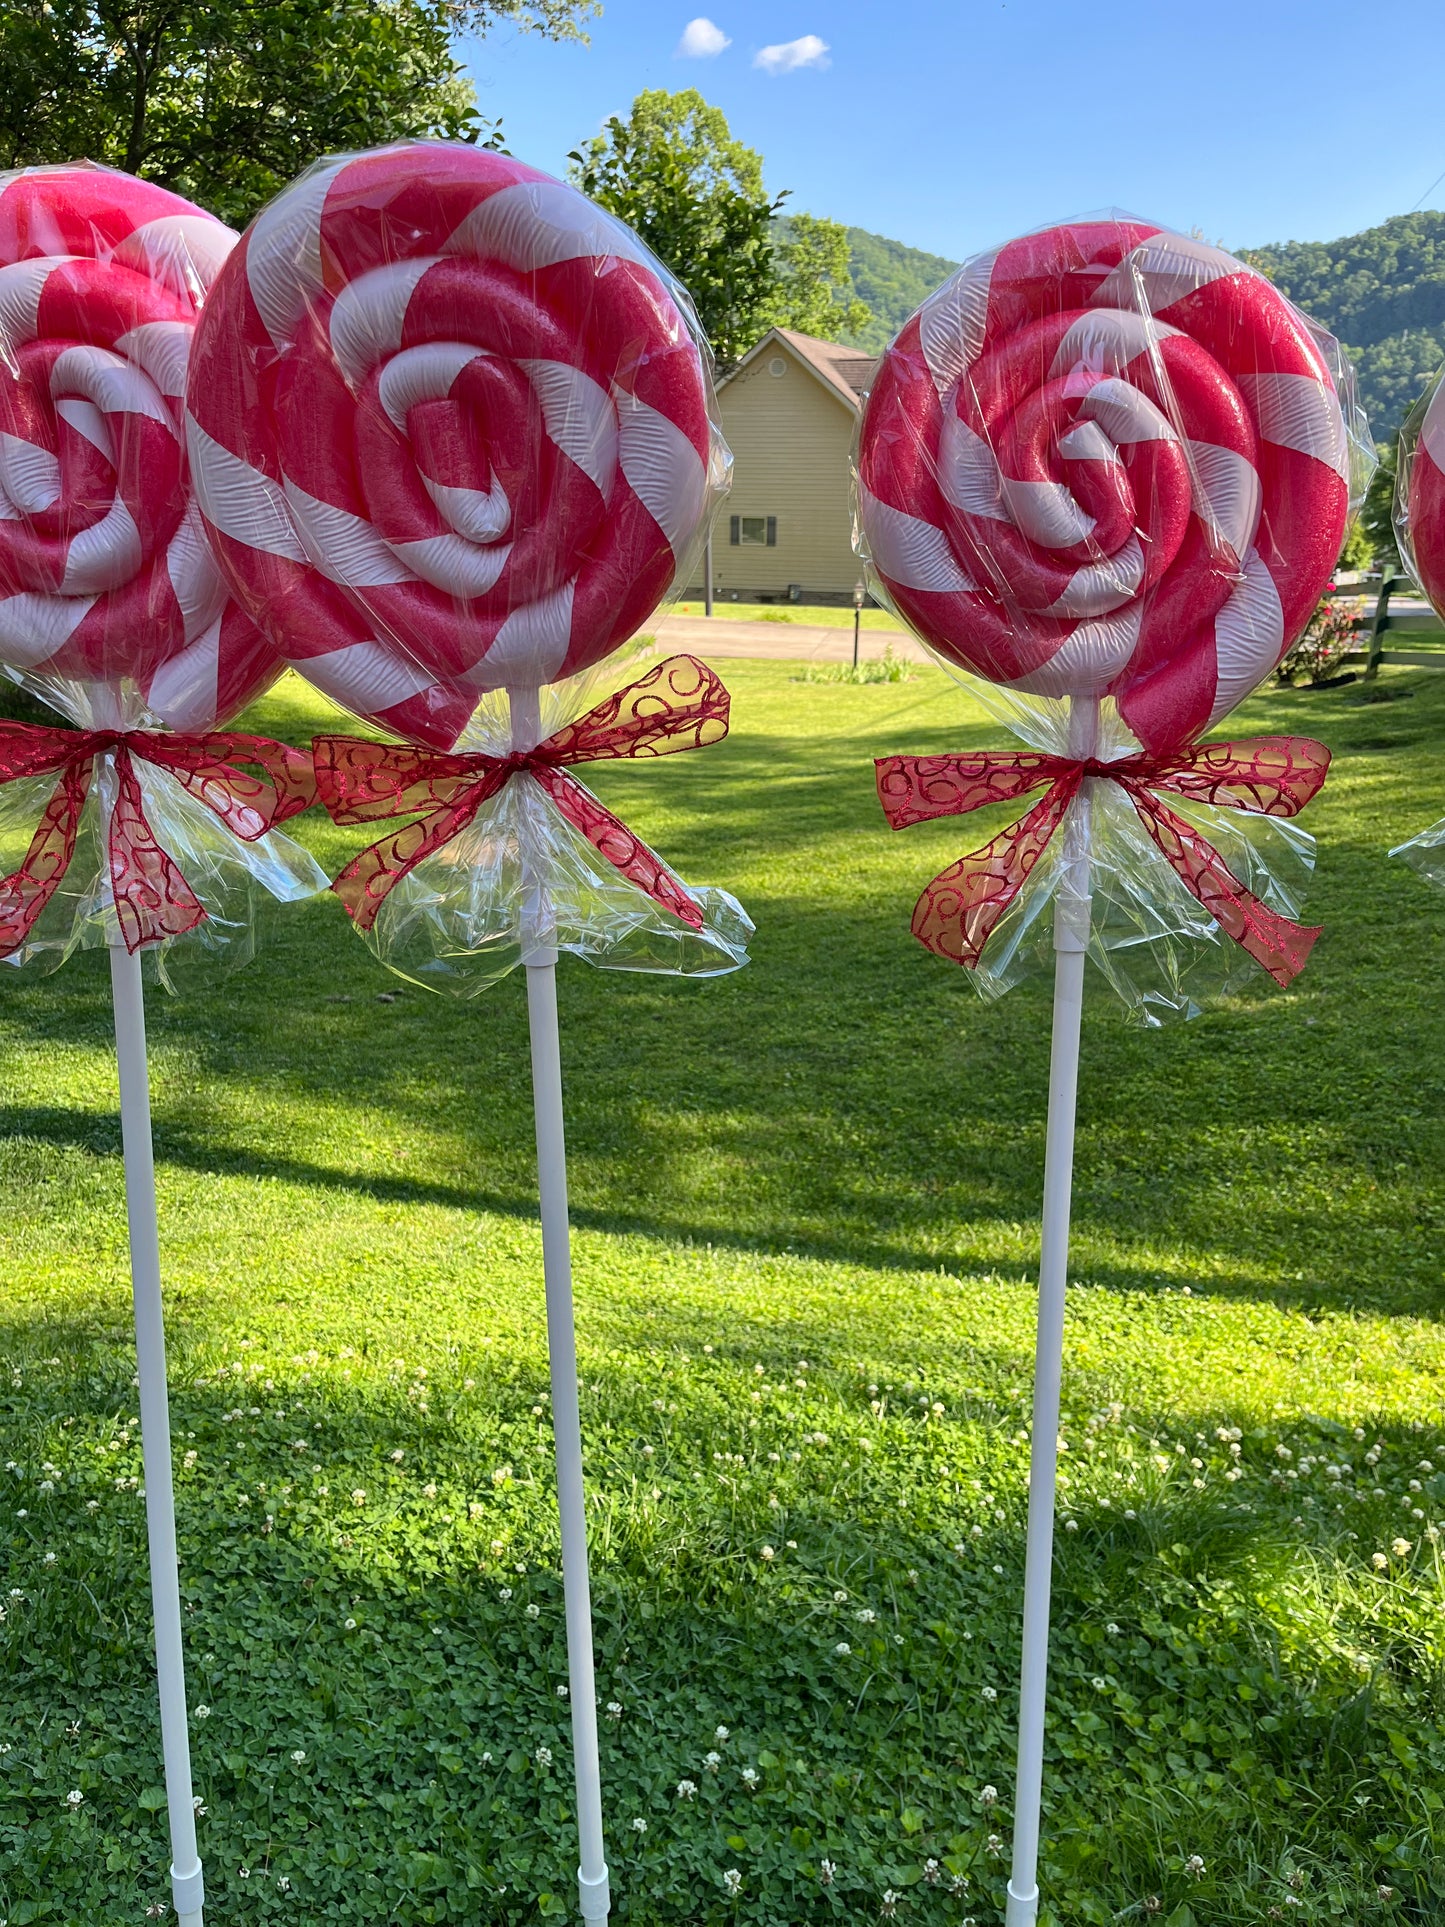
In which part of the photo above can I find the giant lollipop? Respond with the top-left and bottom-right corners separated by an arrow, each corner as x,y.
856,217 -> 1365,1927
0,162 -> 325,1927
1389,371 -> 1445,880
186,141 -> 745,1923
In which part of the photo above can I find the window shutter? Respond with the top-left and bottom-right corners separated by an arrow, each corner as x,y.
766,516 -> 777,547
729,515 -> 740,546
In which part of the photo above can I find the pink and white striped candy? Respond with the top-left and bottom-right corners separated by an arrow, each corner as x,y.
1402,377 -> 1445,617
0,163 -> 282,729
185,143 -> 719,749
856,221 -> 1354,756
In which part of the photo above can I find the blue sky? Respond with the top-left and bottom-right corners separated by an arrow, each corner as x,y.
460,0 -> 1445,261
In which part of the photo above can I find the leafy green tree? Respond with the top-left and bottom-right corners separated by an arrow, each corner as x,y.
571,89 -> 872,369
0,0 -> 594,229
1361,438 -> 1400,568
765,213 -> 870,343
570,89 -> 783,369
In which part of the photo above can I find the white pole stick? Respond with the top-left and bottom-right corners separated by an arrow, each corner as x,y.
1005,697 -> 1096,1927
109,942 -> 205,1927
510,686 -> 610,1925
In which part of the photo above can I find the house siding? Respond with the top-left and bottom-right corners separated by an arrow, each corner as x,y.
701,347 -> 863,600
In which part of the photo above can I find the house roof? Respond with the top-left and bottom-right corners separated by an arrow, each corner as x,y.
720,327 -> 877,411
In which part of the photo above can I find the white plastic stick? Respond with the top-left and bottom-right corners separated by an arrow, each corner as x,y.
1005,698 -> 1096,1927
109,942 -> 205,1927
511,686 -> 610,1925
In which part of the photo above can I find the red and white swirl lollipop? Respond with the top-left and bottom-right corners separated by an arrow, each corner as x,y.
1400,375 -> 1445,614
186,142 -> 719,748
857,220 -> 1354,754
0,163 -> 280,729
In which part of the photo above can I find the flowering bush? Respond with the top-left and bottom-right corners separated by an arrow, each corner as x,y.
1276,585 -> 1365,684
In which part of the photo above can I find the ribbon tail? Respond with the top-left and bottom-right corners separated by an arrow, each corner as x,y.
0,760 -> 92,959
1133,792 -> 1321,988
332,792 -> 493,931
108,748 -> 207,953
537,768 -> 705,930
911,784 -> 1074,967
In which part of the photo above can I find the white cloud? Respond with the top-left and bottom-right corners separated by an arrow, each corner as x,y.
753,33 -> 830,74
676,17 -> 731,57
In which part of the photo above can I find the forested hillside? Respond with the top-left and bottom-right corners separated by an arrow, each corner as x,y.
1243,212 -> 1445,443
839,227 -> 959,352
831,212 -> 1445,442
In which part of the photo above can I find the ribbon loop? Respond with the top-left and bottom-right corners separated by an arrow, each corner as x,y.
319,655 -> 730,935
876,735 -> 1330,988
0,721 -> 316,957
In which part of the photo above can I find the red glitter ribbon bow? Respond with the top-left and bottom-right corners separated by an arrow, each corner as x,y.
314,655 -> 731,933
0,723 -> 317,956
874,735 -> 1332,987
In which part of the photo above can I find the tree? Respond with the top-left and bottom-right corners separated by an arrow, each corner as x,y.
571,89 -> 871,369
1361,438 -> 1400,569
0,0 -> 595,229
766,214 -> 870,344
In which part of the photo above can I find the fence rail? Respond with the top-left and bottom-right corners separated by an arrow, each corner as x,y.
1336,571 -> 1445,674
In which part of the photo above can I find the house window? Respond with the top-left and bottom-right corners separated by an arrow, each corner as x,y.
768,356 -> 787,377
730,515 -> 777,546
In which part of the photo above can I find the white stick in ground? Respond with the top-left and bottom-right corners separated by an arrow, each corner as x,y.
1005,695 -> 1097,1927
510,685 -> 611,1925
109,941 -> 205,1927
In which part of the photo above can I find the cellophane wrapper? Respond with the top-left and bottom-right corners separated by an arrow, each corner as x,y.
0,162 -> 326,983
852,210 -> 1373,1021
357,645 -> 752,998
0,674 -> 326,989
1390,365 -> 1445,877
184,139 -> 743,985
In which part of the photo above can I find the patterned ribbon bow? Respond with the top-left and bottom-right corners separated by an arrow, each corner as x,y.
874,735 -> 1332,987
0,723 -> 317,957
314,655 -> 731,933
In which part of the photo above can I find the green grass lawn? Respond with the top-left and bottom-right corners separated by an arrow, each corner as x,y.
5,660 -> 1445,1926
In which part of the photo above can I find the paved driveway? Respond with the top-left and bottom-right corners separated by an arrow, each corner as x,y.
651,613 -> 931,664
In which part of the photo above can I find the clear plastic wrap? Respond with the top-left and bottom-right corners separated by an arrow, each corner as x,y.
1389,365 -> 1445,878
0,163 -> 326,979
184,140 -> 745,992
854,213 -> 1371,1020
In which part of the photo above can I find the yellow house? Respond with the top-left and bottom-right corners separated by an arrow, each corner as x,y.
702,327 -> 876,604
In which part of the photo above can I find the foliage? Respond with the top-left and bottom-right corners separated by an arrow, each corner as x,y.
1275,589 -> 1365,684
571,90 -> 785,371
6,661 -> 1445,1922
1338,515 -> 1374,572
1242,212 -> 1445,440
840,227 -> 960,354
0,0 -> 593,229
766,214 -> 871,346
573,93 -> 872,368
796,643 -> 914,684
1362,439 -> 1401,569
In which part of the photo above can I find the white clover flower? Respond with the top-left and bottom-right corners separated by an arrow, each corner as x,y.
985,1833 -> 1003,1857
760,1545 -> 774,1561
1105,1623 -> 1120,1636
192,1796 -> 207,1813
344,1616 -> 357,1630
526,1603 -> 540,1620
290,1750 -> 306,1765
980,1685 -> 998,1702
855,1608 -> 877,1624
1373,1551 -> 1389,1569
631,1817 -> 647,1834
881,1893 -> 899,1919
715,1724 -> 729,1741
923,1858 -> 941,1885
423,1482 -> 438,1499
66,1789 -> 83,1807
703,1751 -> 721,1771
1393,1537 -> 1412,1556
277,1875 -> 291,1892
535,1746 -> 552,1768
350,1489 -> 366,1505
833,1589 -> 848,1603
605,1702 -> 623,1720
194,1706 -> 210,1721
1185,1854 -> 1205,1878
676,1779 -> 697,1799
722,1869 -> 742,1896
980,1784 -> 998,1806
741,1766 -> 759,1788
